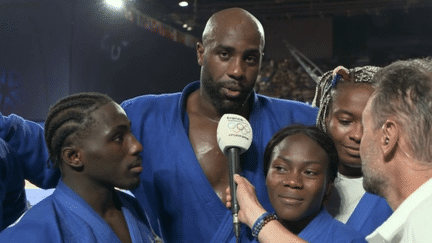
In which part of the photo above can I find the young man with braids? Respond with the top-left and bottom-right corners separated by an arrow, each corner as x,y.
0,93 -> 162,243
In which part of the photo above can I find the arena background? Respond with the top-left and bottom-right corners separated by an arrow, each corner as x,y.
1,0 -> 431,203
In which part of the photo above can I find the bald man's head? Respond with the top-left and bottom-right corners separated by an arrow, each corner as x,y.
202,8 -> 265,51
195,7 -> 264,114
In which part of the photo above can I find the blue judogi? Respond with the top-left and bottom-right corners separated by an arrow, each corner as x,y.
347,192 -> 393,237
121,81 -> 318,243
0,138 -> 27,230
0,113 -> 60,230
232,208 -> 366,243
0,113 -> 60,188
299,208 -> 366,243
0,180 -> 160,243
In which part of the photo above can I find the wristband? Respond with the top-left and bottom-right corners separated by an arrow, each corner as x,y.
251,212 -> 278,239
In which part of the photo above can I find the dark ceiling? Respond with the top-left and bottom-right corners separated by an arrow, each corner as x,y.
134,0 -> 432,37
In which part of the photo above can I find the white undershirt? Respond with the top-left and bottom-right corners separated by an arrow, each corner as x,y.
325,172 -> 366,223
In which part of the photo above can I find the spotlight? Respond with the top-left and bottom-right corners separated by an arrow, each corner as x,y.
104,0 -> 125,11
178,1 -> 189,7
183,23 -> 188,28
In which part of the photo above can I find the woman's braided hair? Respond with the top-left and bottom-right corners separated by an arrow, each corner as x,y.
44,92 -> 114,168
312,65 -> 380,133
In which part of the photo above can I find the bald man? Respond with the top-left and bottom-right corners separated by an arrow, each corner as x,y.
121,7 -> 317,242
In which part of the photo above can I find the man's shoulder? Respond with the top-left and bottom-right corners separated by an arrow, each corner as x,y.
0,196 -> 59,242
256,94 -> 317,111
406,193 -> 432,223
121,81 -> 199,110
403,180 -> 432,226
255,94 -> 318,123
15,195 -> 57,220
121,92 -> 182,109
396,196 -> 432,242
368,190 -> 432,242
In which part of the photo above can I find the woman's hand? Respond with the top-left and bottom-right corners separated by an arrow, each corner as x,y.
226,175 -> 308,243
225,174 -> 267,229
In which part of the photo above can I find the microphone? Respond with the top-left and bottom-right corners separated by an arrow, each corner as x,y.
217,114 -> 253,242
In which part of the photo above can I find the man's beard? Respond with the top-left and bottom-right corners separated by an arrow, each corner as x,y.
201,77 -> 253,114
362,159 -> 387,197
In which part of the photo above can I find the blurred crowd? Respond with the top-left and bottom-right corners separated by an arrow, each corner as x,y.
254,49 -> 427,103
255,58 -> 317,103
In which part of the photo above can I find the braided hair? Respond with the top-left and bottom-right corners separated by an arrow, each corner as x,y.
44,92 -> 114,168
312,65 -> 380,133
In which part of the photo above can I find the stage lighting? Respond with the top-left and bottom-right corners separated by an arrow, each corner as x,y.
104,0 -> 125,11
178,1 -> 188,7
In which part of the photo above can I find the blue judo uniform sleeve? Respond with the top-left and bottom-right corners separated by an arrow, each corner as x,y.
0,113 -> 60,189
0,138 -> 27,231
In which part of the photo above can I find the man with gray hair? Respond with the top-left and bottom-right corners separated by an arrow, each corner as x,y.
360,58 -> 432,242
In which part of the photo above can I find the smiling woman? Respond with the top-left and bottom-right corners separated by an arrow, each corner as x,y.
265,131 -> 333,234
227,125 -> 366,243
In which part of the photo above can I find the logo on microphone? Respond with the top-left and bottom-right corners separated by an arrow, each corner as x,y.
227,121 -> 251,135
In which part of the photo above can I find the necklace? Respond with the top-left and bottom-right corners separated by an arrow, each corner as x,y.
201,113 -> 220,123
196,110 -> 220,123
